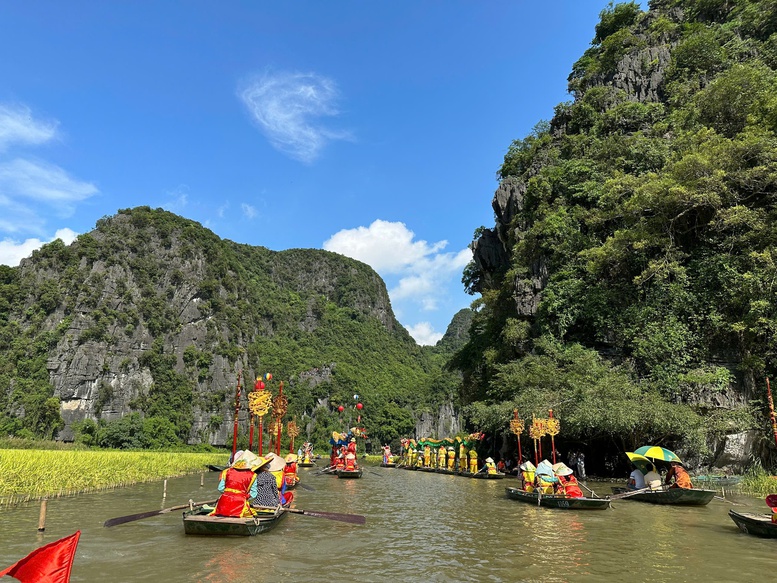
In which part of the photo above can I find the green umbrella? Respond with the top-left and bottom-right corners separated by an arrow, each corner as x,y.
634,445 -> 682,464
626,452 -> 656,475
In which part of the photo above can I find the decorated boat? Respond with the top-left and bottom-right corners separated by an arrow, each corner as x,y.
610,486 -> 715,505
505,487 -> 610,509
337,468 -> 363,479
728,510 -> 777,537
183,504 -> 288,536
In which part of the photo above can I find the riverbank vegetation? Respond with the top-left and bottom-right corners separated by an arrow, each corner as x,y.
0,449 -> 225,506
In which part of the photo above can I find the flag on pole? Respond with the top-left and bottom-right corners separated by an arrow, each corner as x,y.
0,530 -> 81,583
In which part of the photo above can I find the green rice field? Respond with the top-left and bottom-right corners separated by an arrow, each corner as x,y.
0,449 -> 226,506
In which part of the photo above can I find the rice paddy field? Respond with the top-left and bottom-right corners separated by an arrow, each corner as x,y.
0,449 -> 226,506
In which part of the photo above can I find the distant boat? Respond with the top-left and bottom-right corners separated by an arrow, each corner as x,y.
472,471 -> 505,480
610,486 -> 715,505
337,468 -> 363,479
206,464 -> 228,472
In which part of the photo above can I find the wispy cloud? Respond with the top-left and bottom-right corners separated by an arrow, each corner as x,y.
0,158 -> 97,213
323,220 -> 471,344
238,70 -> 352,163
241,203 -> 257,219
0,228 -> 78,267
0,104 -> 58,152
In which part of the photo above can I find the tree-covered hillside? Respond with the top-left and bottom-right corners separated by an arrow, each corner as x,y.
0,207 -> 453,450
460,0 -> 777,467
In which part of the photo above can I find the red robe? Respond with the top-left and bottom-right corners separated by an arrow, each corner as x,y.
557,475 -> 584,498
213,468 -> 257,517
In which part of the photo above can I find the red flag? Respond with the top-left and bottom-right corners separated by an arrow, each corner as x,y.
0,530 -> 80,583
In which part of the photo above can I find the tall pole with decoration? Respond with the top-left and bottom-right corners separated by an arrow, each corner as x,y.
287,419 -> 300,453
248,374 -> 272,455
231,371 -> 242,462
272,381 -> 288,455
509,409 -> 525,465
546,409 -> 560,465
529,416 -> 542,466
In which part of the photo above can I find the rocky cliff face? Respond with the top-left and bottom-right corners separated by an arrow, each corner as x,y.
6,207 -> 410,444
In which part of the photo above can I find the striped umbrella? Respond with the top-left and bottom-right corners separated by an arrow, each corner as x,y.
634,445 -> 682,464
626,452 -> 656,475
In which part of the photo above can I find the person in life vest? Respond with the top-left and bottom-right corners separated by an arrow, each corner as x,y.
213,450 -> 270,517
519,461 -> 536,492
534,459 -> 558,494
553,462 -> 584,497
283,453 -> 299,488
484,457 -> 497,475
423,445 -> 432,468
345,452 -> 358,471
459,444 -> 468,473
447,447 -> 456,471
468,449 -> 479,474
437,446 -> 446,469
665,461 -> 693,489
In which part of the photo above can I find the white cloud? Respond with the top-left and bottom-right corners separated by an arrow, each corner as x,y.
324,220 -> 472,345
239,70 -> 352,163
241,203 -> 257,219
0,227 -> 79,267
406,322 -> 444,346
0,104 -> 58,152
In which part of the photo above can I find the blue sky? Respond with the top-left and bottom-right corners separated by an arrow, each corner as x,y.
0,1 -> 639,345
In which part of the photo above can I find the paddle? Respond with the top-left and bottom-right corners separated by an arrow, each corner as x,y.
298,482 -> 316,492
314,464 -> 336,475
608,487 -> 652,501
578,481 -> 599,498
253,505 -> 365,525
104,498 -> 218,527
713,495 -> 743,506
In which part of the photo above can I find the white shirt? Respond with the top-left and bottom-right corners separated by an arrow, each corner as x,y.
630,469 -> 646,489
644,470 -> 662,489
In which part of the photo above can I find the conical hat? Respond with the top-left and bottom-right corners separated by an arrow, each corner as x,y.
552,462 -> 574,476
232,450 -> 267,471
263,452 -> 287,472
519,461 -> 536,471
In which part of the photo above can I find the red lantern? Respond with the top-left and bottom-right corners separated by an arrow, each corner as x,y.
338,405 -> 344,413
356,402 -> 363,410
255,380 -> 265,390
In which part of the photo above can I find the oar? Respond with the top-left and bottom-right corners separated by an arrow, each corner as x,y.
608,487 -> 652,501
579,481 -> 599,498
713,495 -> 744,506
104,499 -> 217,527
314,464 -> 336,475
298,482 -> 316,491
253,505 -> 365,525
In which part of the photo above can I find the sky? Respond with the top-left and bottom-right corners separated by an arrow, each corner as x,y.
0,1 -> 640,345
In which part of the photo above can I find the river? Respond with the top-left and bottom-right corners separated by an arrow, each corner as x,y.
0,465 -> 773,582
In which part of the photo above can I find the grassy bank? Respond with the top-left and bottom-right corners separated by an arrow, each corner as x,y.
0,449 -> 227,506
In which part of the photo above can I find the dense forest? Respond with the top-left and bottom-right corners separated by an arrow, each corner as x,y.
458,0 -> 777,469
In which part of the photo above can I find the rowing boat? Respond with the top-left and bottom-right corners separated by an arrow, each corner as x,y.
472,472 -> 505,480
610,486 -> 715,505
728,510 -> 777,537
337,468 -> 363,479
505,487 -> 610,509
298,461 -> 315,467
380,462 -> 396,468
182,504 -> 288,536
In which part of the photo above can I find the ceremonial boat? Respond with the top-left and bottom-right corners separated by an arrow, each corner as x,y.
728,510 -> 777,537
337,468 -> 363,478
610,486 -> 715,505
505,487 -> 610,509
182,504 -> 288,536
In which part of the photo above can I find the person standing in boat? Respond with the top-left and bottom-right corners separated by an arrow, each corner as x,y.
665,461 -> 693,489
213,450 -> 269,517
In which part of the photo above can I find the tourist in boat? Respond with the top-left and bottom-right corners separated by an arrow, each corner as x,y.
665,461 -> 693,489
484,457 -> 498,475
628,467 -> 646,490
262,452 -> 294,505
283,453 -> 299,489
534,459 -> 559,493
553,463 -> 584,498
519,461 -> 536,492
213,450 -> 270,517
252,454 -> 285,508
644,466 -> 662,489
344,452 -> 359,471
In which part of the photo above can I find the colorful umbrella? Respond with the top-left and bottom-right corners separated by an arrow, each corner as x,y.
634,445 -> 682,464
626,452 -> 656,475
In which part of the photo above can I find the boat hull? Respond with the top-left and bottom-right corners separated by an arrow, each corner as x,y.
380,462 -> 396,468
505,487 -> 610,509
610,486 -> 715,505
183,505 -> 287,536
337,469 -> 363,479
729,510 -> 777,537
298,462 -> 315,467
472,472 -> 505,479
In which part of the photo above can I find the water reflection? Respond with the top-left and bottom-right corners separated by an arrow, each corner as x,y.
0,468 -> 775,582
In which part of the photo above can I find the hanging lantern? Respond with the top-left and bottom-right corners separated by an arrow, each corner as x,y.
265,373 -> 272,381
356,402 -> 363,410
338,405 -> 345,413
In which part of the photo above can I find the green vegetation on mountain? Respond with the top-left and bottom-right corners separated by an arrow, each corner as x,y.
459,0 -> 777,464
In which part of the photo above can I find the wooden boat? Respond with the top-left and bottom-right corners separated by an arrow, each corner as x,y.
728,510 -> 777,537
182,504 -> 288,536
458,471 -> 474,478
206,464 -> 227,472
336,468 -> 363,479
472,471 -> 505,480
505,487 -> 610,510
380,461 -> 396,468
417,466 -> 437,472
435,468 -> 457,475
298,461 -> 315,467
610,486 -> 715,505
